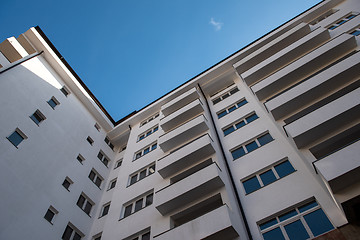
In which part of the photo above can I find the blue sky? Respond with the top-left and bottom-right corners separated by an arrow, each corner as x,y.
1,0 -> 320,121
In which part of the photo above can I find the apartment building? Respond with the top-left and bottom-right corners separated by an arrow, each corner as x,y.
0,0 -> 359,239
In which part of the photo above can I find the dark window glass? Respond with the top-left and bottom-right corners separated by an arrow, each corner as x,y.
228,105 -> 237,113
260,170 -> 277,186
230,88 -> 239,95
104,137 -> 109,144
246,113 -> 258,123
232,147 -> 246,160
84,201 -> 92,215
87,137 -> 93,145
48,99 -> 57,108
223,126 -> 235,136
94,236 -> 101,240
235,120 -> 246,129
132,237 -> 139,240
351,30 -> 360,36
151,144 -> 157,151
237,99 -> 247,108
304,209 -> 334,236
77,155 -> 83,163
95,177 -> 102,188
274,161 -> 295,178
346,14 -> 356,20
217,110 -> 227,118
146,131 -> 151,136
110,180 -> 116,189
102,158 -> 109,166
149,165 -> 155,174
144,148 -> 150,155
139,135 -> 145,141
102,204 -> 110,216
243,176 -> 261,194
135,152 -> 142,159
278,209 -> 297,222
336,20 -> 347,25
262,227 -> 285,240
44,209 -> 55,223
258,133 -> 273,146
329,25 -> 337,30
146,193 -> 153,206
30,111 -> 44,125
245,141 -> 258,153
298,201 -> 318,213
139,170 -> 147,180
88,171 -> 95,181
60,87 -> 69,96
142,232 -> 150,240
77,195 -> 85,208
97,152 -> 103,160
212,97 -> 221,105
259,218 -> 278,230
62,225 -> 73,240
135,199 -> 143,212
284,219 -> 309,240
222,93 -> 230,99
62,179 -> 71,190
73,233 -> 81,240
115,161 -> 122,168
154,126 -> 158,132
124,205 -> 132,217
130,175 -> 138,185
8,130 -> 24,147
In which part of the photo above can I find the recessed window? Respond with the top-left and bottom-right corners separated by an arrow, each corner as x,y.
126,230 -> 151,240
60,86 -> 70,96
122,191 -> 154,219
211,86 -> 239,105
87,136 -> 94,145
7,128 -> 27,148
242,159 -> 295,194
47,96 -> 59,109
44,206 -> 58,224
93,233 -> 102,240
328,13 -> 358,30
94,123 -> 101,131
217,98 -> 248,119
104,137 -> 114,150
140,113 -> 159,127
100,203 -> 110,217
138,125 -> 159,142
350,27 -> 360,36
259,199 -> 334,239
62,177 -> 73,191
128,163 -> 155,186
231,132 -> 273,160
114,159 -> 122,169
97,151 -> 110,167
108,178 -> 117,190
134,142 -> 157,160
76,193 -> 94,216
30,110 -> 46,125
88,169 -> 103,188
309,9 -> 337,25
62,223 -> 84,240
77,154 -> 85,164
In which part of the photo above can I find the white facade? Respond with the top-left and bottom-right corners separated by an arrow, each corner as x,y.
0,0 -> 359,239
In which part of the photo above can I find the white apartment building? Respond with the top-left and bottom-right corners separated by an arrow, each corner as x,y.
0,0 -> 359,239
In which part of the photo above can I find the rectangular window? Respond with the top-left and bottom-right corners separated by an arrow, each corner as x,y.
140,113 -> 159,127
328,13 -> 358,30
7,128 -> 27,148
100,203 -> 110,217
44,206 -> 58,224
138,125 -> 159,142
211,87 -> 239,105
128,163 -> 156,186
47,96 -> 59,109
242,159 -> 295,194
114,159 -> 122,169
125,229 -> 151,240
94,123 -> 101,131
231,132 -> 273,160
62,223 -> 83,240
121,191 -> 154,219
77,154 -> 85,164
87,136 -> 94,145
97,151 -> 110,167
108,178 -> 117,190
93,233 -> 102,240
30,110 -> 46,125
60,86 -> 70,96
104,137 -> 114,150
88,169 -> 103,188
350,27 -> 360,36
217,98 -> 248,119
259,199 -> 334,239
76,193 -> 94,216
62,177 -> 73,191
134,142 -> 157,160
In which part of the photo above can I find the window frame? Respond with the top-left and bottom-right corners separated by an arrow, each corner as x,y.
114,159 -> 122,169
121,191 -> 154,219
60,86 -> 70,96
47,96 -> 60,109
62,177 -> 73,191
133,142 -> 157,161
87,136 -> 94,145
62,223 -> 84,240
216,98 -> 248,119
7,128 -> 27,148
76,193 -> 94,216
76,154 -> 85,164
222,112 -> 259,136
211,86 -> 239,105
44,206 -> 58,224
327,12 -> 359,30
137,125 -> 159,142
140,113 -> 159,127
108,178 -> 117,190
29,109 -> 46,126
100,202 -> 111,218
97,150 -> 110,167
88,169 -> 103,189
104,137 -> 114,151
128,163 -> 156,186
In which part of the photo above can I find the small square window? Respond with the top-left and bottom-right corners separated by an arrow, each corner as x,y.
60,86 -> 70,96
258,133 -> 273,146
109,179 -> 117,190
245,141 -> 258,153
44,206 -> 58,223
94,123 -> 101,131
151,143 -> 157,151
223,126 -> 235,136
135,199 -> 143,212
237,99 -> 247,108
144,147 -> 150,155
139,170 -> 147,180
7,128 -> 27,148
30,110 -> 46,125
114,160 -> 122,169
260,170 -> 277,186
130,175 -> 138,185
274,160 -> 295,178
87,136 -> 94,145
77,154 -> 85,164
243,176 -> 261,194
232,146 -> 246,160
101,204 -> 110,217
62,177 -> 73,191
47,97 -> 59,109
124,205 -> 132,218
145,193 -> 153,206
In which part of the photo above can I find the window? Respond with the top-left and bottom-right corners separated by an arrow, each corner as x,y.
88,169 -> 103,188
94,123 -> 101,131
76,193 -> 94,216
97,151 -> 110,167
259,199 -> 334,240
138,125 -> 159,142
231,132 -> 273,160
62,223 -> 83,240
223,112 -> 258,136
7,128 -> 27,147
30,109 -> 46,125
125,230 -> 151,240
60,86 -> 70,96
350,27 -> 360,36
119,146 -> 127,152
87,136 -> 94,145
328,13 -> 358,30
100,203 -> 110,217
217,98 -> 248,119
128,164 -> 155,186
122,192 -> 154,218
114,159 -> 122,169
108,178 -> 117,190
77,154 -> 85,164
309,9 -> 337,25
44,206 -> 58,224
47,96 -> 59,109
212,87 -> 239,105
140,113 -> 159,127
134,142 -> 157,160
104,137 -> 114,150
93,233 -> 102,240
242,159 -> 295,194
62,177 -> 73,191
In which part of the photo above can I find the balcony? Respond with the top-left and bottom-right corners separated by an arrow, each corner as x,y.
240,27 -> 330,86
160,99 -> 204,132
161,87 -> 200,117
155,163 -> 224,215
153,205 -> 239,240
265,51 -> 360,120
284,87 -> 360,148
252,34 -> 357,101
159,114 -> 209,152
157,134 -> 215,178
314,140 -> 360,193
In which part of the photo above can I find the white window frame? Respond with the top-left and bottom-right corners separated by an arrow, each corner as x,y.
29,109 -> 46,126
327,12 -> 359,30
128,163 -> 156,186
121,191 -> 154,219
97,150 -> 110,167
140,113 -> 159,127
216,98 -> 248,119
137,125 -> 159,142
211,86 -> 239,105
76,192 -> 94,216
133,142 -> 157,160
108,178 -> 117,190
222,112 -> 258,136
88,169 -> 103,189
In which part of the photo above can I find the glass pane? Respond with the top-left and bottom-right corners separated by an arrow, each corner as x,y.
88,171 -> 95,181
237,99 -> 247,108
351,30 -> 360,36
30,113 -> 42,124
245,141 -> 258,153
130,175 -> 138,185
84,202 -> 92,214
230,88 -> 239,95
62,180 -> 70,189
135,199 -> 143,212
235,120 -> 246,129
44,209 -> 55,222
73,233 -> 81,240
259,218 -> 278,230
146,131 -> 151,136
151,144 -> 157,150
336,20 -> 347,25
139,135 -> 145,141
103,158 -> 109,166
139,170 -> 147,180
124,205 -> 132,217
97,152 -> 103,160
102,204 -> 110,216
228,105 -> 237,113
212,97 -> 221,105
144,148 -> 150,154
149,165 -> 155,174
222,93 -> 230,99
77,195 -> 85,208
298,201 -> 318,213
153,126 -> 158,132
258,133 -> 273,146
62,226 -> 73,240
284,220 -> 309,240
346,14 -> 356,20
274,161 -> 295,178
217,110 -> 227,118
223,126 -> 235,136
278,209 -> 297,222
329,25 -> 337,30
142,232 -> 150,240
95,177 -> 102,187
232,146 -> 246,160
260,170 -> 277,186
262,227 -> 285,240
48,99 -> 57,108
136,152 -> 142,159
243,176 -> 261,194
8,131 -> 24,147
246,113 -> 258,123
304,209 -> 334,237
110,180 -> 116,189
146,193 -> 153,206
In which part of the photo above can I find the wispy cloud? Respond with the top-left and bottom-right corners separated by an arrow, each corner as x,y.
209,18 -> 223,31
